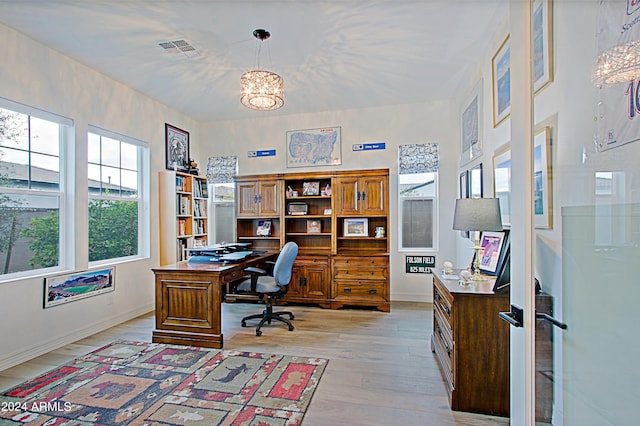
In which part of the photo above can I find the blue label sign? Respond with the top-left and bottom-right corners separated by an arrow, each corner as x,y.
352,142 -> 386,151
248,149 -> 276,158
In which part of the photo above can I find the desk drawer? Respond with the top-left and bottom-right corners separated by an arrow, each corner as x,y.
220,268 -> 244,284
333,280 -> 387,301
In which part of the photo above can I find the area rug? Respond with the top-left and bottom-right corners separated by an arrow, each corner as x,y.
0,340 -> 328,425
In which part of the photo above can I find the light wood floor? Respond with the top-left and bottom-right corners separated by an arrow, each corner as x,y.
0,301 -> 509,425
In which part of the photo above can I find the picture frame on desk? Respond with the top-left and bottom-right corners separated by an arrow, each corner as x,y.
473,230 -> 510,276
344,218 -> 368,237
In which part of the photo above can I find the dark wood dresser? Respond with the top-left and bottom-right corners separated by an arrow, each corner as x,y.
431,269 -> 553,420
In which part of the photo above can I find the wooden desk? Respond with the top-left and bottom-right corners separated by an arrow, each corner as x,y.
151,252 -> 276,348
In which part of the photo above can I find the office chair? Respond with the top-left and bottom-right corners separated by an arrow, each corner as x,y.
236,241 -> 298,336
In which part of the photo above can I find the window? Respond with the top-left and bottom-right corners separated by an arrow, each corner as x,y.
206,156 -> 237,244
398,143 -> 439,251
399,172 -> 438,250
88,127 -> 148,264
0,100 -> 72,278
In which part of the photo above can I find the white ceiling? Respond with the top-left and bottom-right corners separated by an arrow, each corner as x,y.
0,0 -> 507,122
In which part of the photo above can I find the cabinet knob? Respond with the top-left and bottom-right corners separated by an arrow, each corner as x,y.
368,289 -> 377,294
343,288 -> 351,293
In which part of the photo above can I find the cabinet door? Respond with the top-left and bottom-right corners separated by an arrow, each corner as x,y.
237,182 -> 258,217
360,175 -> 387,215
258,180 -> 281,216
335,177 -> 360,215
302,262 -> 330,299
286,262 -> 304,298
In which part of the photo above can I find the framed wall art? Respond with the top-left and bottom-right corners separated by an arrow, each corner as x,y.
533,0 -> 553,94
460,79 -> 483,165
534,127 -> 553,228
165,123 -> 190,172
492,143 -> 512,227
44,267 -> 115,308
286,126 -> 341,168
469,163 -> 484,198
492,35 -> 511,127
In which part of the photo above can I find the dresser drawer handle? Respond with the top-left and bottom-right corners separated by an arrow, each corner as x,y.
368,289 -> 377,294
343,288 -> 351,293
444,306 -> 451,316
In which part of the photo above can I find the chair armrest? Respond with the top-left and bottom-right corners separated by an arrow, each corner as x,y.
244,266 -> 267,275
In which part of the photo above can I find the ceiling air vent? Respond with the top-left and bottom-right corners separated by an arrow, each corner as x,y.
158,39 -> 200,58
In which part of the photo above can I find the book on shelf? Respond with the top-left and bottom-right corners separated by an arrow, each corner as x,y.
256,219 -> 272,237
177,219 -> 187,236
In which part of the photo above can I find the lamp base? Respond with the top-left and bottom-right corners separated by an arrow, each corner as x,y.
472,234 -> 487,281
470,270 -> 488,281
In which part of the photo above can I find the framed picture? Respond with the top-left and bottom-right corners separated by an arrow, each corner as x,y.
469,163 -> 483,198
459,170 -> 468,199
460,79 -> 483,165
534,127 -> 553,229
459,170 -> 469,238
44,267 -> 115,308
478,230 -> 510,275
344,218 -> 368,237
165,123 -> 190,172
492,35 -> 511,127
307,219 -> 322,233
492,143 -> 512,227
303,181 -> 320,196
533,0 -> 553,94
286,126 -> 341,168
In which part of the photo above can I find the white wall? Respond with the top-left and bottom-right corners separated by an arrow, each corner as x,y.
199,101 -> 461,302
0,23 -> 197,369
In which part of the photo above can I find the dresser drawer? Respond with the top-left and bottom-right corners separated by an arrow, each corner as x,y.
332,256 -> 388,268
333,266 -> 388,280
433,313 -> 454,392
333,280 -> 387,301
433,282 -> 453,327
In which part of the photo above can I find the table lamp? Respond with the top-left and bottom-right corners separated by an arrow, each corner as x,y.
453,198 -> 503,281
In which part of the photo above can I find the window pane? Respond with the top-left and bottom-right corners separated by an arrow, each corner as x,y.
88,132 -> 101,164
399,172 -> 436,197
32,152 -> 59,190
101,165 -> 120,193
120,142 -> 137,171
101,136 -> 120,168
402,198 -> 434,248
121,169 -> 138,196
213,203 -> 235,243
0,193 -> 60,273
88,199 -> 138,261
0,148 -> 29,188
0,109 -> 28,149
30,117 -> 60,156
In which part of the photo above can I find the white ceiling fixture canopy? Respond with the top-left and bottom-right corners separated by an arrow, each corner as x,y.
240,28 -> 284,111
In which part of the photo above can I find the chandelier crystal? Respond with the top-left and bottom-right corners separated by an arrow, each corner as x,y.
592,40 -> 640,87
241,29 -> 284,111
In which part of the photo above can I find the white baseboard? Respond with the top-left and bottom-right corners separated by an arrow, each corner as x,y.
390,292 -> 432,303
0,304 -> 154,372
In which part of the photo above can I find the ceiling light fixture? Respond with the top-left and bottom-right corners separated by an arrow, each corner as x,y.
241,29 -> 284,111
592,40 -> 640,87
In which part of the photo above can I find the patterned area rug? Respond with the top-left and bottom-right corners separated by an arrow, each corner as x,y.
0,340 -> 328,425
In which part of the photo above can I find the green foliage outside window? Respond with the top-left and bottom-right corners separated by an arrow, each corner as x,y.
88,199 -> 138,262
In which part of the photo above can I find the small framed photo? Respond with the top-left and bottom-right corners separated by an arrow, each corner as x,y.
344,218 -> 368,237
478,230 -> 510,275
165,123 -> 190,172
307,219 -> 322,233
303,181 -> 320,196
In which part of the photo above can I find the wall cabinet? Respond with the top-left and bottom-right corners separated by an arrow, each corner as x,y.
159,170 -> 208,265
235,175 -> 283,252
234,168 -> 389,311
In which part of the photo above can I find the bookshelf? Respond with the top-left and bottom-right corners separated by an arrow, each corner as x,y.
159,170 -> 209,265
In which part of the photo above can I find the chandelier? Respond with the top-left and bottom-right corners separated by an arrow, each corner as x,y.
592,40 -> 640,87
241,29 -> 284,110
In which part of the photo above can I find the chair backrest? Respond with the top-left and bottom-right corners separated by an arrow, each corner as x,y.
272,241 -> 298,288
